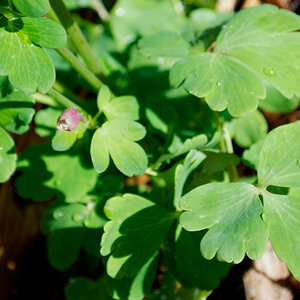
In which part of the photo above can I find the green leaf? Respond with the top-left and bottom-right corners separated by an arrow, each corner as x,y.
175,225 -> 231,289
0,12 -> 66,94
91,120 -> 148,176
263,188 -> 300,280
97,84 -> 111,111
0,91 -> 35,134
106,255 -> 158,300
47,229 -> 85,270
52,123 -> 87,151
110,0 -> 187,51
170,53 -> 265,117
51,130 -> 77,151
99,93 -> 140,121
65,277 -> 111,300
100,194 -> 174,278
138,31 -> 190,58
259,81 -> 299,113
16,144 -> 99,202
229,110 -> 268,148
0,75 -> 13,98
0,127 -> 17,182
242,140 -> 263,170
258,121 -> 300,187
215,5 -> 300,100
155,134 -> 208,168
13,0 -> 50,17
190,8 -> 233,32
42,202 -> 107,233
171,5 -> 300,117
179,182 -> 268,263
174,150 -> 206,209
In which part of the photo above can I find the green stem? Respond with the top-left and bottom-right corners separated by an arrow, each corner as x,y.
47,88 -> 86,114
56,46 -> 103,90
49,0 -> 103,76
32,93 -> 62,108
214,111 -> 239,182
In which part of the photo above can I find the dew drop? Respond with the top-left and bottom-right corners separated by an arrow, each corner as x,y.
72,214 -> 85,223
53,210 -> 64,219
216,81 -> 222,87
157,57 -> 165,65
115,7 -> 126,17
0,146 -> 3,151
30,44 -> 33,48
263,67 -> 277,77
83,219 -> 91,227
55,179 -> 61,186
222,24 -> 227,29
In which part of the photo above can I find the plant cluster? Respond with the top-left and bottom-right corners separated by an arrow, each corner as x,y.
0,0 -> 300,299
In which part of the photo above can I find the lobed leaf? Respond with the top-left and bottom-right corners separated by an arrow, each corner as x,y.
0,91 -> 35,134
0,11 -> 66,94
16,144 -> 98,202
91,120 -> 148,176
258,121 -> 300,187
179,182 -> 268,263
100,194 -> 174,278
170,5 -> 300,117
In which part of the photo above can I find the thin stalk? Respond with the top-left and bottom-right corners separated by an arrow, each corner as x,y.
214,111 -> 239,182
93,0 -> 110,22
47,88 -> 85,113
55,46 -> 103,90
49,0 -> 103,76
32,93 -> 62,108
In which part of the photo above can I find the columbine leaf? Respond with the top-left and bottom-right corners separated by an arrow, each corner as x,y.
179,182 -> 268,263
215,4 -> 300,99
100,194 -> 174,278
106,255 -> 158,300
229,110 -> 268,148
262,188 -> 300,280
138,31 -> 190,58
170,53 -> 265,117
42,202 -> 107,233
98,92 -> 139,121
0,91 -> 35,134
174,150 -> 206,208
0,126 -> 17,182
0,11 -> 66,94
12,0 -> 50,17
175,225 -> 231,290
170,5 -> 300,117
258,121 -> 300,187
15,144 -> 98,202
97,84 -> 111,111
91,120 -> 148,176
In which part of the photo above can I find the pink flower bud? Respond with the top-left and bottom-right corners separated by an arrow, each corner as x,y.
57,108 -> 81,132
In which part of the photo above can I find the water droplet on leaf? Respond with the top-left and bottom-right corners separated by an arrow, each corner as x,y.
115,7 -> 126,17
157,57 -> 165,65
217,81 -> 222,87
72,214 -> 85,223
263,67 -> 277,77
53,210 -> 64,219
